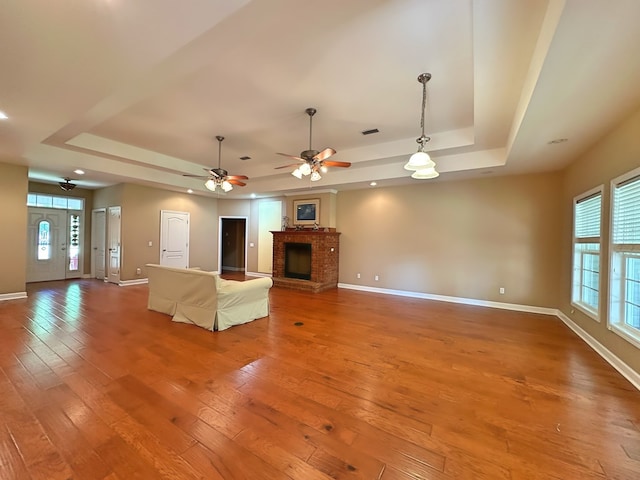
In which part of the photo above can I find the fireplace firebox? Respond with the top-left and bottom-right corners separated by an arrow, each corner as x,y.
284,242 -> 311,280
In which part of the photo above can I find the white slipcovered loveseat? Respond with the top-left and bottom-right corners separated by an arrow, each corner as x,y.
145,264 -> 272,331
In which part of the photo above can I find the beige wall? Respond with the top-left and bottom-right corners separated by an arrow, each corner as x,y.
94,184 -> 218,280
93,184 -> 124,209
560,107 -> 640,374
337,172 -> 563,307
119,184 -> 219,279
29,181 -> 94,275
286,191 -> 337,227
0,163 -> 28,295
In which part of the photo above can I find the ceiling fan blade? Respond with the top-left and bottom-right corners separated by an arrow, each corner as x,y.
276,152 -> 305,161
228,179 -> 246,186
226,175 -> 249,180
275,163 -> 302,170
182,174 -> 210,178
323,160 -> 351,168
314,148 -> 336,162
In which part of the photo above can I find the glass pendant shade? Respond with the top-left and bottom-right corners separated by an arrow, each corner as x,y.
222,180 -> 233,192
299,162 -> 312,176
404,150 -> 435,171
411,166 -> 439,179
310,171 -> 321,182
204,178 -> 217,191
291,168 -> 303,179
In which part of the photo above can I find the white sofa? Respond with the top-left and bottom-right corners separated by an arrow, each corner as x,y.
145,264 -> 272,331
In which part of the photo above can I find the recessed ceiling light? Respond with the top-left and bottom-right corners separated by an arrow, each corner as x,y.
548,138 -> 568,144
0,111 -> 8,120
250,193 -> 256,198
370,181 -> 377,186
187,189 -> 193,194
73,169 -> 85,175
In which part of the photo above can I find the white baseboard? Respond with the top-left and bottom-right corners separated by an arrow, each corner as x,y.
0,291 -> 28,301
337,283 -> 639,391
556,310 -> 640,391
245,271 -> 272,278
118,278 -> 148,286
337,283 -> 556,315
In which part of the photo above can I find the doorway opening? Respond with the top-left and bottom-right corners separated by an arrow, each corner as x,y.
219,217 -> 247,274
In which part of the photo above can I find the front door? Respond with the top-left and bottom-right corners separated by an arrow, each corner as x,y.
26,208 -> 67,282
92,209 -> 106,279
160,210 -> 189,268
107,206 -> 121,284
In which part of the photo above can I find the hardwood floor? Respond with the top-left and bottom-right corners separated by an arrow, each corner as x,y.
1,278 -> 639,479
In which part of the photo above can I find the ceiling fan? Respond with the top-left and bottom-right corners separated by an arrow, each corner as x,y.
275,107 -> 351,181
183,136 -> 248,192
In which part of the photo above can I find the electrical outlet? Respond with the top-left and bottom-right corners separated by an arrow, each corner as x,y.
136,267 -> 142,275
356,273 -> 361,279
375,275 -> 379,281
499,287 -> 505,294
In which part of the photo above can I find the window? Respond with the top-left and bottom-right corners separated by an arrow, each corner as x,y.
27,193 -> 84,211
610,169 -> 640,348
572,187 -> 602,319
69,214 -> 80,271
37,220 -> 51,260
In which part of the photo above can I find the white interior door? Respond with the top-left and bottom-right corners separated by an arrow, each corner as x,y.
107,206 -> 121,284
92,209 -> 106,279
160,210 -> 189,268
258,200 -> 283,273
26,208 -> 67,282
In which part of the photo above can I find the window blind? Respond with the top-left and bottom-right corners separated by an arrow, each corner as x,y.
613,175 -> 640,244
575,193 -> 601,239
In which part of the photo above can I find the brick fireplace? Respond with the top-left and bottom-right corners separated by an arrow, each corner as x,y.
271,230 -> 341,292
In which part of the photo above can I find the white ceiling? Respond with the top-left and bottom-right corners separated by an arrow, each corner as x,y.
2,0 -> 639,198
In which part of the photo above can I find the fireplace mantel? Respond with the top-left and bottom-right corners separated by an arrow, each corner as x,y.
271,230 -> 340,292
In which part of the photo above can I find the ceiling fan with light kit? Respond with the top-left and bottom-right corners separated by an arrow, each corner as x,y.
183,136 -> 248,192
275,107 -> 351,181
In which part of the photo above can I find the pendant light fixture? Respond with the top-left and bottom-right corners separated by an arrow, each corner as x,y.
405,73 -> 439,179
59,177 -> 77,191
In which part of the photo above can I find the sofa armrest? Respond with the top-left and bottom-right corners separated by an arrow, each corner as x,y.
216,277 -> 273,331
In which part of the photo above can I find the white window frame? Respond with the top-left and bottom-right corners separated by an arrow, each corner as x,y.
571,186 -> 603,320
609,167 -> 640,349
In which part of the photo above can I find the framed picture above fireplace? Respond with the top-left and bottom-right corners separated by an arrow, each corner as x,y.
293,199 -> 320,225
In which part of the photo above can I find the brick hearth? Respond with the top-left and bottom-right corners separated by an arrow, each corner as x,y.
271,230 -> 340,292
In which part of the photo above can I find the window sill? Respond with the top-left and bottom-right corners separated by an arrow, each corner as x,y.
610,323 -> 640,350
571,301 -> 600,322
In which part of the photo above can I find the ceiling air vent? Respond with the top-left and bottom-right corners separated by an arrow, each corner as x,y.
361,128 -> 379,135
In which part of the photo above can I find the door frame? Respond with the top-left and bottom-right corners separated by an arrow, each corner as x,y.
218,216 -> 248,274
106,206 -> 121,284
91,208 -> 106,279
